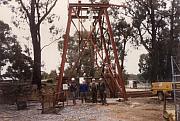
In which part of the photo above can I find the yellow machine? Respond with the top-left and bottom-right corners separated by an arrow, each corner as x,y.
151,82 -> 180,101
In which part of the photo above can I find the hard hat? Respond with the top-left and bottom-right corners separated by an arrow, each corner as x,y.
71,78 -> 75,81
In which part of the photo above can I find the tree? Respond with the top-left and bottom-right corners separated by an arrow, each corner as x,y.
166,0 -> 180,79
5,41 -> 33,80
125,0 -> 175,81
58,34 -> 79,77
48,70 -> 57,81
58,30 -> 101,78
0,21 -> 11,79
138,54 -> 151,81
7,0 -> 58,89
110,8 -> 134,70
0,20 -> 33,80
41,71 -> 48,80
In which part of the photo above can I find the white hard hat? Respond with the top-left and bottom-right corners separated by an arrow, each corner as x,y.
71,78 -> 75,81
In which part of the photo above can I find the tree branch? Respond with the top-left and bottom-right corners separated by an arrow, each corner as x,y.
46,0 -> 50,13
141,22 -> 152,35
37,0 -> 58,26
41,36 -> 61,51
36,0 -> 40,23
137,27 -> 151,53
19,0 -> 30,19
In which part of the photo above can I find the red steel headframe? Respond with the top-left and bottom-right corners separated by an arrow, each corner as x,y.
56,2 -> 127,100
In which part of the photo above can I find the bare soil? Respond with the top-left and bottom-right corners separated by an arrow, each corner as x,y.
0,97 -> 166,121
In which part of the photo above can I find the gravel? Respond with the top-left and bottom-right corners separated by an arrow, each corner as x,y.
0,97 -> 164,121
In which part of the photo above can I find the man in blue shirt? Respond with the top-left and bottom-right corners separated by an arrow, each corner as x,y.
79,81 -> 88,103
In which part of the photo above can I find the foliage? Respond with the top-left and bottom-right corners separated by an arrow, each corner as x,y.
58,34 -> 79,77
41,70 -> 57,83
125,0 -> 180,81
41,71 -> 49,80
0,20 -> 33,80
58,31 -> 103,78
110,7 -> 134,70
48,70 -> 57,81
5,42 -> 33,80
4,0 -> 59,89
138,54 -> 151,81
0,21 -> 10,79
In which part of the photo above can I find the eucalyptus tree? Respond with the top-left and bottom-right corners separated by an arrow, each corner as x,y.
3,0 -> 59,89
125,0 -> 180,81
125,0 -> 172,81
58,31 -> 97,78
166,0 -> 180,78
0,20 -> 11,79
5,41 -> 33,81
0,20 -> 33,80
110,7 -> 134,70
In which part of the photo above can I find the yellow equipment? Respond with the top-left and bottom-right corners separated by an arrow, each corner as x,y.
151,82 -> 180,101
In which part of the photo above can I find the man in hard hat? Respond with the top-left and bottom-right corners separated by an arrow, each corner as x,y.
99,78 -> 107,105
90,78 -> 98,103
69,78 -> 77,105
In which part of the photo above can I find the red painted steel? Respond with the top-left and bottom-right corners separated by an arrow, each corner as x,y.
56,2 -> 127,101
56,7 -> 73,100
104,9 -> 127,100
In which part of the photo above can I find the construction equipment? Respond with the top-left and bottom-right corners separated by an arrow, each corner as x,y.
151,81 -> 180,101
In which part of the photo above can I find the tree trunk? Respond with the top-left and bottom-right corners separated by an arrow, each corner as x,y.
30,0 -> 41,89
32,41 -> 41,89
30,25 -> 41,89
150,0 -> 158,82
121,38 -> 127,70
166,0 -> 175,80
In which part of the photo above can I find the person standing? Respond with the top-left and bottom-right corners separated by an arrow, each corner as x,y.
99,79 -> 107,105
79,81 -> 88,103
69,78 -> 77,105
91,79 -> 97,103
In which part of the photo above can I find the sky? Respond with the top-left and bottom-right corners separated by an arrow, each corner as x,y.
0,0 -> 147,74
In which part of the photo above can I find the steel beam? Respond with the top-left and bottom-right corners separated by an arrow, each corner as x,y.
56,7 -> 73,100
104,9 -> 127,100
69,3 -> 110,8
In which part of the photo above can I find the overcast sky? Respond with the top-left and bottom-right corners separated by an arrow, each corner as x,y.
0,0 -> 147,74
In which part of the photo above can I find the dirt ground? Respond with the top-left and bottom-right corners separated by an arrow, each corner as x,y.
0,97 -> 166,121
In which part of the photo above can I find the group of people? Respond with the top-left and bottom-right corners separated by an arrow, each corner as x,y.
90,79 -> 107,105
68,78 -> 107,105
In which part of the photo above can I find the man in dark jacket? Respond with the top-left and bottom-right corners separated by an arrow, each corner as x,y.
91,79 -> 97,103
69,78 -> 77,105
99,78 -> 106,105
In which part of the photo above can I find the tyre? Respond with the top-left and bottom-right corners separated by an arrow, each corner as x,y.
158,92 -> 164,101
